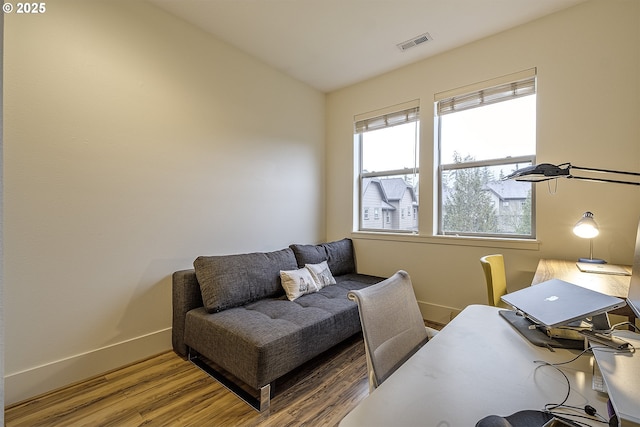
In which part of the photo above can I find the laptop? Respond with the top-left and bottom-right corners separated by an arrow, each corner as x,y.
500,279 -> 626,328
576,262 -> 631,276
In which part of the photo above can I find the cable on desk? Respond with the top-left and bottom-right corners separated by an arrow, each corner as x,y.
534,360 -> 571,411
534,351 -> 609,426
546,406 -> 608,425
532,331 -> 636,425
589,343 -> 636,355
609,321 -> 638,332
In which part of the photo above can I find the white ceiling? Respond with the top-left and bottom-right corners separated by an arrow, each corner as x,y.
148,0 -> 585,93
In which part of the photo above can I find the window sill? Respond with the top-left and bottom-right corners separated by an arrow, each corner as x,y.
351,231 -> 540,251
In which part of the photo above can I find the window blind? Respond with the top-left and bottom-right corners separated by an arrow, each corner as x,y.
355,106 -> 419,134
436,76 -> 536,116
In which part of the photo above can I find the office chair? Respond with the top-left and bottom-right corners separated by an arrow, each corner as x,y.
348,270 -> 437,392
479,254 -> 510,308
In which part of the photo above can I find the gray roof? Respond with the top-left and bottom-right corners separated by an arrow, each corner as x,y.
363,177 -> 418,205
379,178 -> 412,200
484,180 -> 530,200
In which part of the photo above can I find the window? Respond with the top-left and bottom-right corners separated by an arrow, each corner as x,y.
436,69 -> 536,238
355,101 -> 419,232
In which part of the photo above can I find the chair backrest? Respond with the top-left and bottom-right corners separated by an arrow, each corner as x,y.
480,254 -> 508,308
348,270 -> 429,391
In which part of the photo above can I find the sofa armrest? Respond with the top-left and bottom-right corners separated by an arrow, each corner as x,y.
172,269 -> 203,357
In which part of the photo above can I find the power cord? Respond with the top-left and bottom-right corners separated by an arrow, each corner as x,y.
546,405 -> 608,425
534,349 -> 610,426
609,320 -> 638,332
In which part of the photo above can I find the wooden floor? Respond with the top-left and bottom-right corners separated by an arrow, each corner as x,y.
5,335 -> 370,427
6,321 -> 444,427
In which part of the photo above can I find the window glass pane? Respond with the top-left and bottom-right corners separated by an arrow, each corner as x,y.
440,96 -> 535,164
441,162 -> 532,236
361,174 -> 419,232
362,121 -> 419,173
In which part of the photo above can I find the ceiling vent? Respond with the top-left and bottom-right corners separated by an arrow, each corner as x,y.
396,32 -> 432,52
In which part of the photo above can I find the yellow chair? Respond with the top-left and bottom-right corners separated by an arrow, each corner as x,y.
479,254 -> 510,308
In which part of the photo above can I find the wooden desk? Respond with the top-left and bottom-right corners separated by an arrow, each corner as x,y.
340,305 -> 608,427
533,259 -> 634,319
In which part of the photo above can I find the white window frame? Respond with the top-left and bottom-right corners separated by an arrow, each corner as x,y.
355,100 -> 420,233
435,69 -> 537,239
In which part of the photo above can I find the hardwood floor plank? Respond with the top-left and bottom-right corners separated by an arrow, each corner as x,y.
4,375 -> 109,425
6,376 -> 130,427
5,324 -> 443,426
155,386 -> 255,427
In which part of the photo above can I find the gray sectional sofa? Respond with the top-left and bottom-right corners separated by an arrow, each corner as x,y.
172,238 -> 385,411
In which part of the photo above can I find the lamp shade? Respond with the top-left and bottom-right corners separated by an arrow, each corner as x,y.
573,212 -> 599,239
503,163 -> 570,182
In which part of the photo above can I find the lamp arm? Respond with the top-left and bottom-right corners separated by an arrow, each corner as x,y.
570,165 -> 640,177
569,176 -> 640,186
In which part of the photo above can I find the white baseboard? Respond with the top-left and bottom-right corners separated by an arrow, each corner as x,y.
417,300 -> 461,326
5,328 -> 172,406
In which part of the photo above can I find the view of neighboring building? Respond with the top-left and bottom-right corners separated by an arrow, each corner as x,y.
441,175 -> 531,236
362,177 -> 418,231
483,180 -> 531,233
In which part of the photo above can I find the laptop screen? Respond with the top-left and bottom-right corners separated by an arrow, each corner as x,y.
501,278 -> 626,327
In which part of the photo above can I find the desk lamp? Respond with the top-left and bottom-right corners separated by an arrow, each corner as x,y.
503,163 -> 640,185
573,211 -> 606,264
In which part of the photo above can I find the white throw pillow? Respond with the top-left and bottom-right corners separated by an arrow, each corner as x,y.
305,261 -> 336,290
280,267 -> 319,301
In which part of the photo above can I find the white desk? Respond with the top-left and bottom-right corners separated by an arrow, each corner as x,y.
340,305 -> 609,426
592,331 -> 640,426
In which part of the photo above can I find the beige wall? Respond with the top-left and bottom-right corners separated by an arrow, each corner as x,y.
3,1 -> 325,404
326,0 -> 640,322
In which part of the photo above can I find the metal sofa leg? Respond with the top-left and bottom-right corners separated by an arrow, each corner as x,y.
259,384 -> 271,412
188,347 -> 272,412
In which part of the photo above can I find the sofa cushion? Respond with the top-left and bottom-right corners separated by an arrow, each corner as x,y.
194,248 -> 298,313
280,267 -> 319,301
305,261 -> 336,289
290,238 -> 356,276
